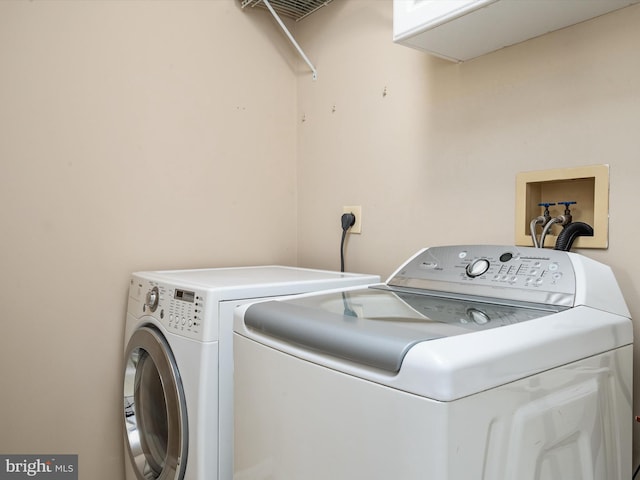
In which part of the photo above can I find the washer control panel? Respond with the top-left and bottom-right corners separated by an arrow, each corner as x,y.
388,245 -> 577,307
130,276 -> 210,341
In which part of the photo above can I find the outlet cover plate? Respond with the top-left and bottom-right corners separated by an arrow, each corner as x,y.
343,206 -> 362,234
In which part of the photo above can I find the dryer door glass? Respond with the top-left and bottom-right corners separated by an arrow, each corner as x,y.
123,326 -> 188,480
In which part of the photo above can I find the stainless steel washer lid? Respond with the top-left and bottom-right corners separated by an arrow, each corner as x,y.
244,288 -> 549,373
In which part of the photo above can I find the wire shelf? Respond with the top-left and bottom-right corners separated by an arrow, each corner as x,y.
241,0 -> 333,21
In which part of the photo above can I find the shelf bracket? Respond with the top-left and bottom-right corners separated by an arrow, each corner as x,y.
260,0 -> 318,80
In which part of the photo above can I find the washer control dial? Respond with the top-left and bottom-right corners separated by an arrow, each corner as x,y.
466,258 -> 490,278
145,286 -> 160,312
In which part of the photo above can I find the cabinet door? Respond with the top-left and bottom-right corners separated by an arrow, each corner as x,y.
393,0 -> 492,39
394,0 -> 640,62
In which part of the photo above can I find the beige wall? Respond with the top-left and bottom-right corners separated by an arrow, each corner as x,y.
0,1 -> 297,477
2,0 -> 640,476
295,0 -> 640,465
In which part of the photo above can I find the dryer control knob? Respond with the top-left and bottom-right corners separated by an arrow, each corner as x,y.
466,258 -> 490,278
145,287 -> 159,312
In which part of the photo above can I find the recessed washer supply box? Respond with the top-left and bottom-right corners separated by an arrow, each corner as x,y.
515,165 -> 609,249
393,0 -> 640,62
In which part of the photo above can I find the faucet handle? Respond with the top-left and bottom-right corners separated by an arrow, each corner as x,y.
558,201 -> 576,211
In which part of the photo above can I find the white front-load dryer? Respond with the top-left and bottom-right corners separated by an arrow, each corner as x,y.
234,246 -> 633,480
122,266 -> 379,480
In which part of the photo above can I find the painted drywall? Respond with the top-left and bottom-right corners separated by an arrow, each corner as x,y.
294,0 -> 640,466
0,1 -> 297,477
3,0 -> 640,476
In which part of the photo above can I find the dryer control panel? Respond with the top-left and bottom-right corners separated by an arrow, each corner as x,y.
387,245 -> 577,308
129,276 -> 211,341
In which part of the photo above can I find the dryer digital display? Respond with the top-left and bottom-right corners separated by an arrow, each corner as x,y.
174,289 -> 195,303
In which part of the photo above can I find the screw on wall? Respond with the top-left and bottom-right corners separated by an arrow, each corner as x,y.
382,86 -> 388,97
331,105 -> 336,113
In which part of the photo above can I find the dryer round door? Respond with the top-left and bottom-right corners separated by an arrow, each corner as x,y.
123,326 -> 188,480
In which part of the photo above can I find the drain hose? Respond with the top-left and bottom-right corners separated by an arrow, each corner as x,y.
554,222 -> 594,251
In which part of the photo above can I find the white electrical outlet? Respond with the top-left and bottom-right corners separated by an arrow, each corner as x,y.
342,206 -> 362,234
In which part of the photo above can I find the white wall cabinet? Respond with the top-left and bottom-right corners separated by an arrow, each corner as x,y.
393,0 -> 640,62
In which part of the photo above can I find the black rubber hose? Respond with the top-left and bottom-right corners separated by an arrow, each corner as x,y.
554,222 -> 594,251
340,213 -> 356,272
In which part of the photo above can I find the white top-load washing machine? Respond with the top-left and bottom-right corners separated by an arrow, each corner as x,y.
233,245 -> 633,480
122,266 -> 379,480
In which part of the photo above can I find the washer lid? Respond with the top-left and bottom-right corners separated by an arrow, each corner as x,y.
244,288 -> 550,373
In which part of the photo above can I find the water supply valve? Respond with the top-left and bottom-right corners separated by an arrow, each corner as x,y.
538,202 -> 556,224
557,201 -> 576,225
